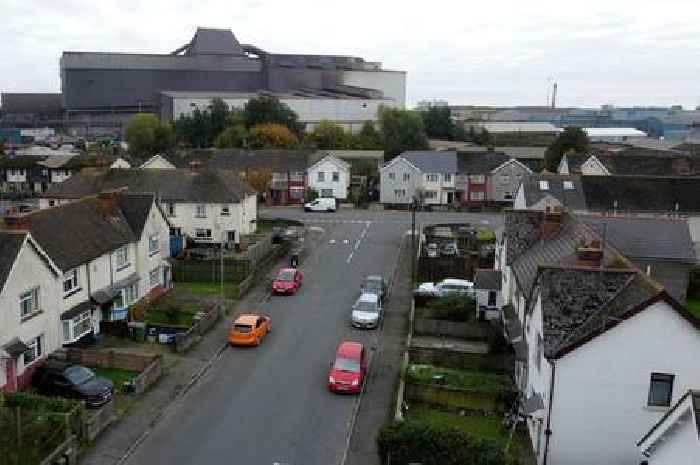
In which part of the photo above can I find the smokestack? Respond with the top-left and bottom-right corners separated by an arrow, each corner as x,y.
551,82 -> 557,109
576,240 -> 603,267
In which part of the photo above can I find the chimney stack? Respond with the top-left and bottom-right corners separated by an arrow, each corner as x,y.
3,214 -> 31,231
576,239 -> 604,267
540,207 -> 562,240
97,191 -> 119,215
189,160 -> 202,172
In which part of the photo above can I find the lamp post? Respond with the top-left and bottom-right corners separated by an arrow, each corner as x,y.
410,195 -> 418,287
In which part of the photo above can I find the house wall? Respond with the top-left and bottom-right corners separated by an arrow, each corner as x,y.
307,159 -> 349,199
136,202 -> 172,298
644,414 -> 700,465
0,239 -> 61,392
475,288 -> 503,320
161,197 -> 256,243
687,215 -> 700,259
491,161 -> 530,203
546,301 -> 700,465
440,173 -> 455,204
58,261 -> 97,345
380,158 -> 419,204
7,169 -> 27,183
421,173 -> 444,205
49,170 -> 73,183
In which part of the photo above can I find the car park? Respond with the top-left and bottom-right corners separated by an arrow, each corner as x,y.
304,197 -> 336,212
33,361 -> 114,408
351,292 -> 382,329
228,314 -> 272,347
272,268 -> 303,295
415,278 -> 474,297
360,274 -> 387,301
426,243 -> 439,258
328,341 -> 366,394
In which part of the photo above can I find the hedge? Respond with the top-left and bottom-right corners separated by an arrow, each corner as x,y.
377,419 -> 506,465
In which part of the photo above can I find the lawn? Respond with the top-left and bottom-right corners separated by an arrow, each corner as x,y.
686,298 -> 700,319
407,405 -> 508,441
176,281 -> 239,299
90,366 -> 139,394
407,364 -> 512,393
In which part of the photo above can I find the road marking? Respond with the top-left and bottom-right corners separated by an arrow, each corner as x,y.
329,239 -> 335,244
343,239 -> 349,244
354,240 -> 361,250
346,252 -> 353,263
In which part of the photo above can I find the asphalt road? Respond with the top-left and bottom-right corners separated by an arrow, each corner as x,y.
125,216 -> 406,465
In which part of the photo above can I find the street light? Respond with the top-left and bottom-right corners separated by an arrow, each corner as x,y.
410,195 -> 419,287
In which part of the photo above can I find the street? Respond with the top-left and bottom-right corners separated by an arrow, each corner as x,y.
123,208 -> 502,465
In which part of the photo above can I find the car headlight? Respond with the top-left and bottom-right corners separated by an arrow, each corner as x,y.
329,376 -> 336,384
351,379 -> 359,386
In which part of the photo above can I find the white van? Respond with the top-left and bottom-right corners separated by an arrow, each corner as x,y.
304,197 -> 336,212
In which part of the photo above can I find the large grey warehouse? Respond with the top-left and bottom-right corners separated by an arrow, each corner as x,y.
1,27 -> 406,133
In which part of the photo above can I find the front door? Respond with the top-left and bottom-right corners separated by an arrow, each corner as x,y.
227,231 -> 236,243
447,192 -> 454,204
5,358 -> 17,393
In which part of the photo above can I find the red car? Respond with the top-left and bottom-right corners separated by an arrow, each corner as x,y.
328,341 -> 366,394
272,268 -> 303,295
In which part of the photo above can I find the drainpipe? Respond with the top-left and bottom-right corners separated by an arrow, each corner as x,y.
543,360 -> 556,465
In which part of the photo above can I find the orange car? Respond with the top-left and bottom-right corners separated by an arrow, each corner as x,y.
228,314 -> 272,347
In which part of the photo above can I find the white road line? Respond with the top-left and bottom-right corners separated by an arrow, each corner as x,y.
354,240 -> 361,250
329,239 -> 335,244
343,239 -> 349,244
346,252 -> 353,263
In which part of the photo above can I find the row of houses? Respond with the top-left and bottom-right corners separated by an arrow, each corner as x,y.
495,207 -> 700,465
379,150 -> 532,207
0,192 -> 172,392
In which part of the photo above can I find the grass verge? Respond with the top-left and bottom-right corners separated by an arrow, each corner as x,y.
407,364 -> 512,393
90,366 -> 139,394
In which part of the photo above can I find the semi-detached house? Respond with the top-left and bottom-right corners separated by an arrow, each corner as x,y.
497,209 -> 700,465
380,151 -> 457,206
40,168 -> 257,245
0,192 -> 171,393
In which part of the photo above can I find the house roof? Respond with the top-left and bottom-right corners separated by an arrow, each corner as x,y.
581,176 -> 700,213
116,193 -> 157,237
43,168 -> 255,203
457,151 -> 510,174
308,154 -> 350,172
520,174 -> 587,210
460,146 -> 547,160
582,216 -> 695,263
564,152 -> 700,176
195,149 -> 314,173
22,195 -> 138,271
474,269 -> 502,290
637,389 -> 700,448
1,93 -> 63,113
0,231 -> 26,293
400,151 -> 457,174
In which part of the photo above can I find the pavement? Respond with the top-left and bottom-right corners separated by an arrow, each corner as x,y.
81,207 -> 500,465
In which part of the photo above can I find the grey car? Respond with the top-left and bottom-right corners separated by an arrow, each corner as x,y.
361,275 -> 387,301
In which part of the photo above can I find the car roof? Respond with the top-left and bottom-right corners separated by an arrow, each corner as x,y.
234,314 -> 262,325
358,292 -> 379,302
337,341 -> 363,357
278,268 -> 296,273
365,275 -> 382,280
442,279 -> 472,286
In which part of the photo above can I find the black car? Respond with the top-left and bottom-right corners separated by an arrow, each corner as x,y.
33,361 -> 114,408
361,275 -> 388,301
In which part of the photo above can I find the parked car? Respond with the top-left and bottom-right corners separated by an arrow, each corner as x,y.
426,243 -> 439,258
33,361 -> 114,408
228,314 -> 272,347
328,341 -> 366,394
272,268 -> 303,295
304,197 -> 336,212
414,278 -> 474,297
440,241 -> 459,257
351,292 -> 382,329
361,274 -> 387,301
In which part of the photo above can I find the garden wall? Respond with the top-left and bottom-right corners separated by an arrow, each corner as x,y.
174,304 -> 221,353
413,318 -> 492,340
409,347 -> 512,374
404,383 -> 506,414
83,399 -> 117,442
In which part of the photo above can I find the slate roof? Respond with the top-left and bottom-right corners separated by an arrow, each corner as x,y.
565,153 -> 700,176
583,216 -> 695,262
457,151 -> 510,174
44,168 -> 255,203
201,149 -> 314,173
400,151 -> 457,174
474,269 -> 502,290
0,231 -> 26,292
116,193 -> 156,237
460,146 -> 547,160
1,93 -> 63,113
581,176 -> 700,213
520,174 -> 587,210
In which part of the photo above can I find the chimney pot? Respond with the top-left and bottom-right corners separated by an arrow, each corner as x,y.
97,191 -> 118,215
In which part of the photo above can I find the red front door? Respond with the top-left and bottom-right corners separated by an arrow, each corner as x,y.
5,358 -> 17,393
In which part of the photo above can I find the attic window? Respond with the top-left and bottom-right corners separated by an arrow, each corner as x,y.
539,180 -> 549,191
563,181 -> 574,190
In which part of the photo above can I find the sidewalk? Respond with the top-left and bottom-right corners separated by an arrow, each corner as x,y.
344,236 -> 413,465
80,254 -> 291,465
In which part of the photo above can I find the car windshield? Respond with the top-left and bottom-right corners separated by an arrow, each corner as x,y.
233,324 -> 252,333
364,279 -> 382,291
65,366 -> 95,385
334,357 -> 361,373
355,301 -> 378,313
277,270 -> 295,281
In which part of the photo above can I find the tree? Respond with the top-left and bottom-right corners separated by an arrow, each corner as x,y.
352,122 -> 382,150
243,96 -> 302,133
378,106 -> 429,159
420,106 -> 455,140
214,125 -> 248,149
124,113 -> 175,156
544,127 -> 590,171
246,169 -> 272,193
304,120 -> 351,149
247,123 -> 299,149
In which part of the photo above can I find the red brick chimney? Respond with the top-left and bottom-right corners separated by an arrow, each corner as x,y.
97,191 -> 119,215
189,160 -> 202,172
540,207 -> 563,240
3,214 -> 31,231
576,239 -> 604,267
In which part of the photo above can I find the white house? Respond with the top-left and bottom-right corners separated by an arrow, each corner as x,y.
473,269 -> 503,320
637,390 -> 700,465
307,155 -> 350,200
500,209 -> 700,465
0,231 -> 62,393
40,168 -> 258,245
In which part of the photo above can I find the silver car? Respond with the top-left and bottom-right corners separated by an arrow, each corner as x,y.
352,292 -> 382,329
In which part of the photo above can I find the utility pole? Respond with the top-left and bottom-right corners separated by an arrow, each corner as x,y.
410,196 -> 417,286
220,233 -> 225,300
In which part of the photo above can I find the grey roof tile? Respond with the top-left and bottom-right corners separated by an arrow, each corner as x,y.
401,151 -> 457,174
474,269 -> 502,290
0,231 -> 26,292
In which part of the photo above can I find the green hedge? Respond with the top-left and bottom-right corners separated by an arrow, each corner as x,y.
377,419 -> 506,465
416,295 -> 475,322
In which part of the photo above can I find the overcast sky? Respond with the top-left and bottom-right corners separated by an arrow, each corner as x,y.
2,0 -> 700,109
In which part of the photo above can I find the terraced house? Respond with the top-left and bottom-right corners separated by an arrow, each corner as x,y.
380,151 -> 457,206
0,192 -> 171,393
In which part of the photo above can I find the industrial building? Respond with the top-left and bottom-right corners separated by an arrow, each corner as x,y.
1,27 -> 405,134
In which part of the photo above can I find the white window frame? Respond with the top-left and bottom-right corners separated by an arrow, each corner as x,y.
470,191 -> 485,201
194,204 -> 207,218
19,288 -> 40,319
403,173 -> 410,182
66,311 -> 93,343
425,173 -> 439,182
149,267 -> 161,288
63,269 -> 79,296
195,228 -> 212,240
23,335 -> 43,366
165,202 -> 176,217
221,205 -> 230,216
114,246 -> 129,270
424,191 -> 437,199
123,283 -> 138,306
388,172 -> 396,180
563,180 -> 574,190
469,174 -> 485,184
332,171 -> 339,182
317,171 -> 325,182
148,235 -> 159,256
539,180 -> 550,191
444,173 -> 452,183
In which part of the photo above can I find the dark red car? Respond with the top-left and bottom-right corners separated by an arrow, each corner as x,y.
272,268 -> 303,295
328,341 -> 366,394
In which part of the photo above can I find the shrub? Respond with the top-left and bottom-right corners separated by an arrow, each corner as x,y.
377,419 -> 506,465
425,295 -> 475,321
